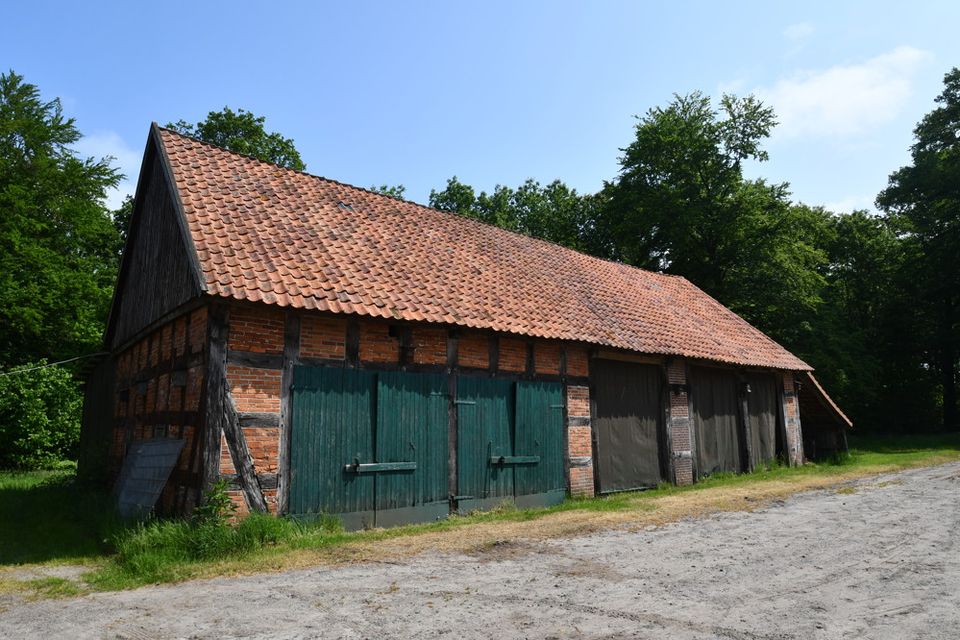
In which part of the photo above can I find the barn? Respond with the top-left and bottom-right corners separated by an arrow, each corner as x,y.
80,124 -> 851,527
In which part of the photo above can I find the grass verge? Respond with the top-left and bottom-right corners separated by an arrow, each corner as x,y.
1,432 -> 958,596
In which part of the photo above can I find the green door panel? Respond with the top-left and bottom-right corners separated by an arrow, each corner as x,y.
456,376 -> 515,512
514,381 -> 566,507
375,371 -> 449,525
289,366 -> 376,527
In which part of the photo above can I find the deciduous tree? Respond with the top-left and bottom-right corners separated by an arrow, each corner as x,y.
167,107 -> 306,171
877,68 -> 960,430
0,71 -> 120,367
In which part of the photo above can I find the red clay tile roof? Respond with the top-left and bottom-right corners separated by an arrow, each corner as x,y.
158,126 -> 811,371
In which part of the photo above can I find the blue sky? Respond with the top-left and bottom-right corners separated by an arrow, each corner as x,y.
4,1 -> 958,212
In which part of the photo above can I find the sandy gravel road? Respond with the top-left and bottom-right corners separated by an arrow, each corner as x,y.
2,462 -> 959,640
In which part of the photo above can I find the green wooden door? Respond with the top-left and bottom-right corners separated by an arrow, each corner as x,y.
374,371 -> 450,527
290,366 -> 449,529
514,381 -> 566,507
456,376 -> 515,512
289,366 -> 376,529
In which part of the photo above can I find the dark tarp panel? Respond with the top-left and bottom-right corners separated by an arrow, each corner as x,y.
592,359 -> 665,492
691,366 -> 742,477
745,372 -> 780,468
114,438 -> 185,518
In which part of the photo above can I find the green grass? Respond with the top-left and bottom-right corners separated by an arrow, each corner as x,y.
0,468 -> 122,565
2,432 -> 958,593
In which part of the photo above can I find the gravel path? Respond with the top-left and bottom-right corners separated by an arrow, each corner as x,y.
2,462 -> 959,639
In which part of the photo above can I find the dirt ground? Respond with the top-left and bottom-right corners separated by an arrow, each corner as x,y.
2,462 -> 959,640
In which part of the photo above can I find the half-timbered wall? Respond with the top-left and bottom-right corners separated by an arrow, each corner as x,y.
216,301 -> 594,515
109,306 -> 208,513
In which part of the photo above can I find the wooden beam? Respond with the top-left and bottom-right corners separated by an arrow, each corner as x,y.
222,390 -> 268,513
447,330 -> 459,503
488,334 -> 499,374
595,349 -> 665,366
239,412 -> 281,428
226,350 -> 284,370
346,318 -> 360,366
277,312 -> 301,514
201,304 -> 228,494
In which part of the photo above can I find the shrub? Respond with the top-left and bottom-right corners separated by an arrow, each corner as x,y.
0,362 -> 82,469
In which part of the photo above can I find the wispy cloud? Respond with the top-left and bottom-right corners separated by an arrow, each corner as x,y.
823,194 -> 876,214
73,131 -> 141,210
757,46 -> 933,139
783,22 -> 814,41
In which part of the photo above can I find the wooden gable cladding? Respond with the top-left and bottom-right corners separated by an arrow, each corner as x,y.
105,127 -> 205,350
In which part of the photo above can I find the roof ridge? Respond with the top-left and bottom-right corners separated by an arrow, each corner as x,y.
156,125 -> 685,286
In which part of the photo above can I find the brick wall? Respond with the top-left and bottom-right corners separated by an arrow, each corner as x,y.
566,385 -> 594,498
499,337 -> 527,372
301,316 -> 346,359
458,332 -> 489,369
666,359 -> 694,485
566,346 -> 589,378
226,365 -> 281,413
359,322 -> 400,363
228,306 -> 284,353
534,341 -> 561,375
412,326 -> 447,366
110,305 -> 208,514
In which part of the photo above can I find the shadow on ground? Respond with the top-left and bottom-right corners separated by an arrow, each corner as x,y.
0,471 -> 118,565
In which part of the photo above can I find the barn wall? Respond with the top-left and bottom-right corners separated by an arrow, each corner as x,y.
216,302 -> 594,514
108,143 -> 202,350
109,305 -> 208,513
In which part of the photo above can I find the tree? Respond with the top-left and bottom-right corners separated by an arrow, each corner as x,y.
167,107 -> 306,171
429,176 -> 617,257
371,184 -> 406,198
603,91 -> 828,347
877,68 -> 960,431
0,361 -> 82,468
113,194 -> 134,252
0,71 -> 121,367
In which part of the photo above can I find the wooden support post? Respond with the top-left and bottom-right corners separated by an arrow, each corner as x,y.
201,304 -> 228,494
346,318 -> 360,366
277,312 -> 300,514
447,330 -> 459,503
222,393 -> 268,512
739,379 -> 754,473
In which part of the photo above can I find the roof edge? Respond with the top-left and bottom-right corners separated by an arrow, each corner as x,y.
803,371 -> 853,429
151,123 -> 208,296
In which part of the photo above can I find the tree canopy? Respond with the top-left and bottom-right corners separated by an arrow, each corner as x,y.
429,176 -> 615,257
602,92 -> 827,350
0,70 -> 121,366
167,107 -> 306,171
877,67 -> 960,430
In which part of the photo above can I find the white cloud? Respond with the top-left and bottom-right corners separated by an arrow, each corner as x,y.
783,22 -> 814,41
757,46 -> 933,139
823,195 -> 876,213
73,131 -> 141,210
